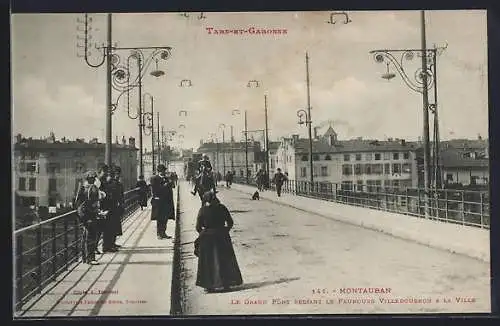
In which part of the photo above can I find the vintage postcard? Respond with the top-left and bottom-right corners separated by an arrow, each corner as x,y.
11,10 -> 490,317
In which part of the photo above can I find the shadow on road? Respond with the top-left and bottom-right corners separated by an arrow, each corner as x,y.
210,277 -> 301,293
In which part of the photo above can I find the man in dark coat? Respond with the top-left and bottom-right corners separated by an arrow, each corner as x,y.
102,165 -> 123,252
135,175 -> 149,210
272,168 -> 288,197
111,165 -> 124,239
76,170 -> 104,265
150,164 -> 175,239
98,165 -> 118,253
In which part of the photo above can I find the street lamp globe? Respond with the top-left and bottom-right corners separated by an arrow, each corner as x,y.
150,69 -> 165,78
382,72 -> 396,80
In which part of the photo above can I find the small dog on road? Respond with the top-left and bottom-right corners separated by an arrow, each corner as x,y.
252,190 -> 260,200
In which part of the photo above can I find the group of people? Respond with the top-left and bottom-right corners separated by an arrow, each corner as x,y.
75,165 -> 125,265
193,166 -> 289,292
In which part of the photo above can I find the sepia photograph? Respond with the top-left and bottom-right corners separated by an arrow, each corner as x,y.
11,10 -> 490,317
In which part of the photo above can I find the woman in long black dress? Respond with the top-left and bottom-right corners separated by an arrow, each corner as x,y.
195,191 -> 243,292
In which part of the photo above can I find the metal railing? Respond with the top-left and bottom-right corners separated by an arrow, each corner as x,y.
13,187 -> 143,311
233,177 -> 490,229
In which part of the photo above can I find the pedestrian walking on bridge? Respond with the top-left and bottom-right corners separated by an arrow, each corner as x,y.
272,168 -> 288,197
195,191 -> 243,293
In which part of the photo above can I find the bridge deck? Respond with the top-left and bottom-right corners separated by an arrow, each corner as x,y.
16,206 -> 176,318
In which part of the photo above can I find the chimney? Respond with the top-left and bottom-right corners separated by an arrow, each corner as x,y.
122,136 -> 127,145
292,134 -> 299,143
129,137 -> 136,148
400,139 -> 406,146
115,136 -> 119,144
478,134 -> 482,140
16,133 -> 22,143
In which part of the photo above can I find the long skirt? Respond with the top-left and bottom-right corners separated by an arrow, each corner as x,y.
196,230 -> 243,290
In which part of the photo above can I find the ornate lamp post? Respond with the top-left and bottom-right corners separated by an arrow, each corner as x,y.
297,109 -> 313,188
209,132 -> 218,172
247,80 -> 270,181
142,92 -> 155,175
76,13 -> 172,175
295,51 -> 315,189
369,10 -> 447,216
232,109 -> 248,183
219,124 -> 227,176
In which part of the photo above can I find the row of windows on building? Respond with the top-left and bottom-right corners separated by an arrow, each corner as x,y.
17,162 -> 134,174
282,151 -> 411,163
18,177 -> 61,192
298,162 -> 413,177
18,177 -> 37,191
18,151 -> 136,159
342,163 -> 412,176
343,152 -> 410,162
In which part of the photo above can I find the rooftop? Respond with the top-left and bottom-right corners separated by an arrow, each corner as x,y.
196,141 -> 262,152
13,133 -> 138,151
439,148 -> 489,169
290,138 -> 418,154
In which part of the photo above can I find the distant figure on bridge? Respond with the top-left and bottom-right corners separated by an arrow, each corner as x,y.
272,168 -> 288,197
150,164 -> 175,239
225,171 -> 233,188
136,175 -> 149,210
255,169 -> 266,191
171,171 -> 179,187
191,154 -> 216,196
195,191 -> 243,293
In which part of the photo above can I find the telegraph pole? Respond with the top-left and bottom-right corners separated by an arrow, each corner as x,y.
156,112 -> 160,170
138,57 -> 144,176
105,13 -> 113,166
306,52 -> 314,186
161,126 -> 165,165
420,10 -> 431,217
244,110 -> 249,183
230,125 -> 234,172
264,94 -> 270,178
151,99 -> 155,175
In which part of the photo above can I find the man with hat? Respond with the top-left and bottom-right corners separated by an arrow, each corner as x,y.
93,164 -> 110,254
101,165 -> 123,252
150,164 -> 175,239
272,168 -> 288,197
75,170 -> 108,265
111,165 -> 124,243
191,153 -> 216,195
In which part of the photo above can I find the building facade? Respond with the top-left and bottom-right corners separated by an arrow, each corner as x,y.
13,133 -> 138,210
439,139 -> 489,189
275,127 -> 419,191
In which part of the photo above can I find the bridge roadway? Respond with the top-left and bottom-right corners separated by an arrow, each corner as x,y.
178,181 -> 490,315
16,182 -> 490,317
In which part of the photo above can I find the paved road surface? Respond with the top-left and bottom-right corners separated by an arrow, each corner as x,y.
178,182 -> 490,315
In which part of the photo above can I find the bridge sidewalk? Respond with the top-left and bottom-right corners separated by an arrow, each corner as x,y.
230,183 -> 490,262
16,205 -> 176,318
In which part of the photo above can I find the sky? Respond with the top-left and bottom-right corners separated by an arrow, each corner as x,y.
11,10 -> 488,151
